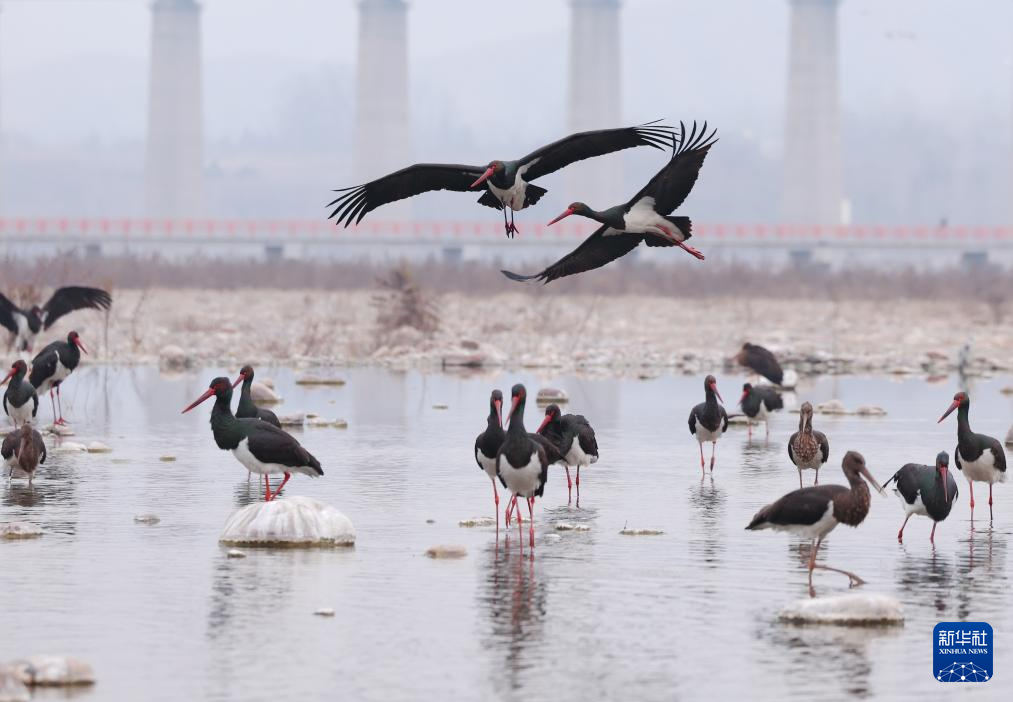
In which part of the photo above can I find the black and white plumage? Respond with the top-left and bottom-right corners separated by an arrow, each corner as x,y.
688,375 -> 728,474
183,377 -> 323,501
2,360 -> 39,428
734,343 -> 784,386
2,424 -> 46,484
500,121 -> 716,283
232,365 -> 281,428
883,451 -> 958,543
474,389 -> 505,527
29,331 -> 87,426
536,403 -> 598,504
497,384 -> 548,549
787,402 -> 830,488
939,391 -> 1007,521
746,451 -> 886,595
328,123 -> 674,237
738,382 -> 783,439
0,287 -> 111,353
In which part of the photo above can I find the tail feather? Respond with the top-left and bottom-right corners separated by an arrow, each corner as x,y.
501,269 -> 542,283
665,216 -> 692,240
523,184 -> 547,207
745,509 -> 770,530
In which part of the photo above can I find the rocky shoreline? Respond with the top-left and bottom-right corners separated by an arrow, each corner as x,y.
29,288 -> 1012,378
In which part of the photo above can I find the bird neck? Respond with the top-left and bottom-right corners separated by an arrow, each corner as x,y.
237,378 -> 257,415
507,400 -> 527,436
955,404 -> 972,435
494,162 -> 518,187
594,205 -> 627,229
486,405 -> 501,431
210,393 -> 244,449
704,388 -> 719,408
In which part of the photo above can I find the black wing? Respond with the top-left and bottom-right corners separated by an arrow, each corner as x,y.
747,485 -> 848,529
518,121 -> 675,182
625,121 -> 717,215
41,287 -> 112,329
28,347 -> 60,388
245,422 -> 323,475
787,433 -> 797,464
501,226 -> 642,284
758,386 -> 784,411
737,343 -> 783,385
815,431 -> 830,464
256,407 -> 281,428
889,464 -> 924,505
720,405 -> 729,433
0,294 -> 22,334
688,405 -> 700,435
327,163 -> 485,227
987,437 -> 1007,474
576,424 -> 598,458
530,433 -> 565,465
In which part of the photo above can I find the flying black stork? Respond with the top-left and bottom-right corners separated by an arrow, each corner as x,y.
29,331 -> 87,425
788,402 -> 829,488
883,451 -> 958,543
938,391 -> 1007,521
232,365 -> 281,428
497,384 -> 549,549
734,343 -> 784,386
746,451 -> 886,596
536,403 -> 599,505
183,377 -> 323,501
2,424 -> 46,484
2,360 -> 38,428
475,389 -> 505,528
688,375 -> 728,475
328,122 -> 675,238
501,121 -> 715,284
739,382 -> 784,440
0,287 -> 111,353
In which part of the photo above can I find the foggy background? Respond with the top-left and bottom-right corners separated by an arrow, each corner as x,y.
2,0 -> 1011,226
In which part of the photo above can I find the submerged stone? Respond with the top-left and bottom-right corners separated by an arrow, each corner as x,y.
250,382 -> 281,404
620,528 -> 665,536
295,376 -> 346,386
313,608 -> 336,617
0,667 -> 29,702
133,514 -> 160,525
778,593 -> 904,626
86,441 -> 112,453
226,549 -> 247,559
219,496 -> 356,548
554,522 -> 590,532
8,656 -> 95,686
0,523 -> 42,540
458,516 -> 495,528
536,387 -> 569,405
53,441 -> 87,453
425,545 -> 467,559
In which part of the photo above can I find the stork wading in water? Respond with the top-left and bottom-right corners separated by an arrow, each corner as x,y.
938,392 -> 1007,521
788,402 -> 830,488
883,451 -> 958,543
328,122 -> 675,238
688,375 -> 728,475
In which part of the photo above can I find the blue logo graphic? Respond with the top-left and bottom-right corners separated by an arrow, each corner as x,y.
934,622 -> 993,682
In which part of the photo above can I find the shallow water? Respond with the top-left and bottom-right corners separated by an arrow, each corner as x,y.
1,366 -> 1011,701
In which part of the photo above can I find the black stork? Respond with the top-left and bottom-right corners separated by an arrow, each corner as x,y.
739,382 -> 784,440
328,122 -> 675,238
2,424 -> 46,484
474,389 -> 505,528
29,331 -> 87,426
232,365 -> 281,428
0,287 -> 111,353
688,375 -> 728,475
497,384 -> 549,549
938,391 -> 1007,521
536,403 -> 599,504
788,402 -> 830,488
746,451 -> 886,596
183,377 -> 323,501
501,121 -> 715,284
883,451 -> 958,543
734,343 -> 784,386
2,360 -> 38,428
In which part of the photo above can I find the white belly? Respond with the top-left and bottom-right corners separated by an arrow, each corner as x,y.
36,361 -> 71,394
749,404 -> 769,423
959,448 -> 1004,484
564,436 -> 593,468
896,490 -> 928,517
5,397 -> 34,425
498,450 -> 542,498
488,162 -> 536,211
232,438 -> 292,476
476,449 -> 498,481
767,500 -> 839,540
694,424 -> 723,444
624,197 -> 687,241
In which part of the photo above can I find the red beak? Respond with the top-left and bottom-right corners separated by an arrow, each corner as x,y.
232,371 -> 248,389
73,336 -> 89,355
547,207 -> 575,226
711,382 -> 723,404
470,166 -> 495,189
505,395 -> 521,429
737,390 -> 748,405
938,400 -> 959,423
0,367 -> 15,386
494,399 -> 502,428
182,387 -> 217,413
537,413 -> 552,434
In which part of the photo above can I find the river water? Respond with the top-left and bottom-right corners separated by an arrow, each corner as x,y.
1,366 -> 1010,701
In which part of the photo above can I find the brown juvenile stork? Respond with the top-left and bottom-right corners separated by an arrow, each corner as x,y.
788,402 -> 830,488
746,451 -> 885,596
735,343 -> 784,386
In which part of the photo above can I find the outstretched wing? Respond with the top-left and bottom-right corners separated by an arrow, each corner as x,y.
627,120 -> 717,214
518,121 -> 675,182
327,163 -> 485,227
41,287 -> 111,329
501,226 -> 641,284
0,294 -> 21,334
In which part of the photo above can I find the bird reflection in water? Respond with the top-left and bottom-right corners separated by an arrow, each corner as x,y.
894,548 -> 953,614
687,475 -> 726,571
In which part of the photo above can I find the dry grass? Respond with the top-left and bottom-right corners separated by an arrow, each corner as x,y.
372,267 -> 440,343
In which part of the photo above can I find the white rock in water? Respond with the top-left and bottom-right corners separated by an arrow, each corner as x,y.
86,441 -> 112,453
226,549 -> 246,559
854,405 -> 887,417
620,528 -> 665,536
555,522 -> 590,532
726,414 -> 751,425
0,667 -> 29,702
0,523 -> 42,539
536,387 -> 569,404
1005,424 -> 1013,447
54,441 -> 88,453
313,608 -> 336,617
779,369 -> 799,389
9,656 -> 95,686
159,455 -> 177,462
158,344 -> 191,372
45,424 -> 75,437
133,514 -> 160,525
814,399 -> 849,415
778,593 -> 904,626
277,413 -> 306,427
305,417 -> 347,428
219,496 -> 355,548
251,382 -> 281,404
295,376 -> 346,387
425,545 -> 467,559
458,516 -> 496,527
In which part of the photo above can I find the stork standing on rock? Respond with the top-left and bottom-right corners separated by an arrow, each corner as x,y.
29,331 -> 87,426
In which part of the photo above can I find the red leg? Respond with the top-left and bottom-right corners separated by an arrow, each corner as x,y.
748,423 -> 752,440
699,443 -> 705,474
491,478 -> 500,531
274,472 -> 291,497
56,385 -> 65,425
930,521 -> 937,543
710,442 -> 716,471
989,484 -> 993,521
968,480 -> 975,516
527,496 -> 535,549
263,474 -> 273,502
49,389 -> 58,425
676,240 -> 706,260
575,466 -> 581,508
516,498 -> 523,548
897,513 -> 911,542
565,466 -> 572,504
